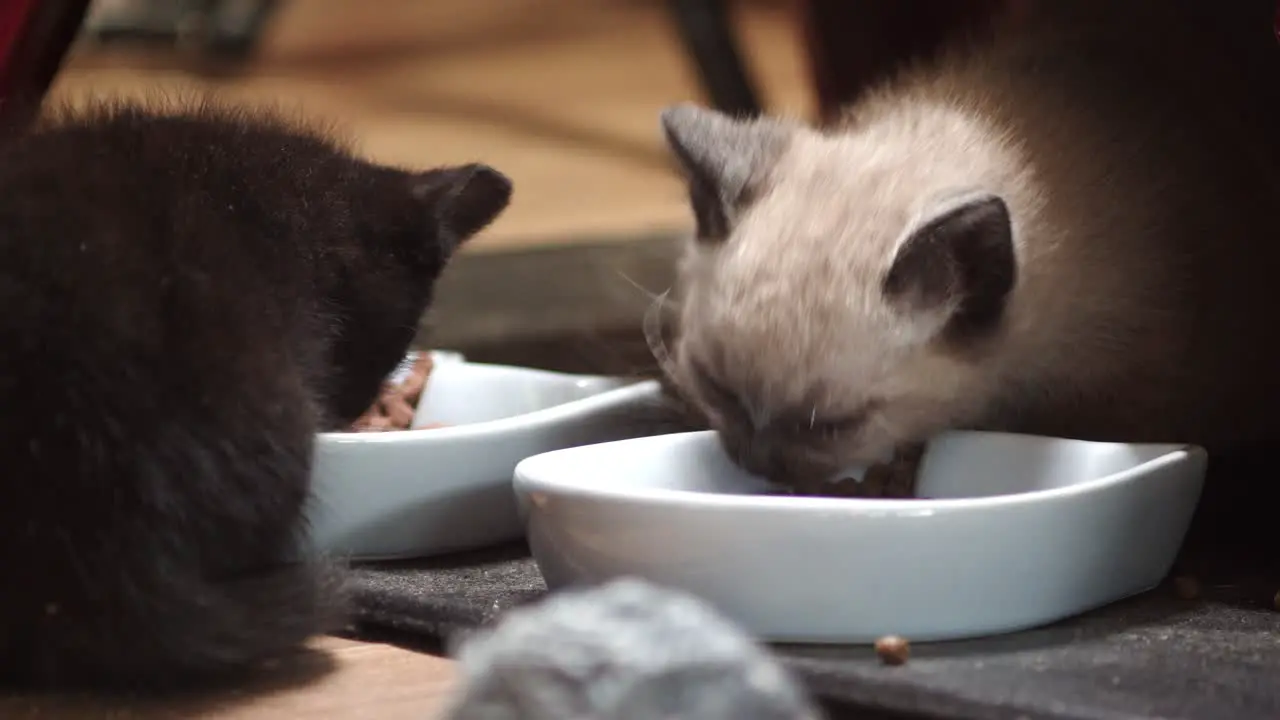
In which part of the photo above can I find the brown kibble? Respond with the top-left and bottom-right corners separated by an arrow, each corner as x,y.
1172,575 -> 1201,600
860,463 -> 892,498
398,353 -> 435,402
348,352 -> 439,432
383,396 -> 416,428
353,414 -> 393,432
874,635 -> 910,666
800,445 -> 924,500
349,409 -> 384,432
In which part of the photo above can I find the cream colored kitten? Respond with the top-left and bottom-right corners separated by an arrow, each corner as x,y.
655,3 -> 1280,491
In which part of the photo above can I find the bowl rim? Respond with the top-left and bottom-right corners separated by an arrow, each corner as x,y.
315,373 -> 660,446
513,429 -> 1207,514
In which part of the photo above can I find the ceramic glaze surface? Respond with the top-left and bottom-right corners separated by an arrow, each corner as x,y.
513,430 -> 1207,643
306,352 -> 663,560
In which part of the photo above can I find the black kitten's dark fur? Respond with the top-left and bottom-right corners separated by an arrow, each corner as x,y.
0,100 -> 512,691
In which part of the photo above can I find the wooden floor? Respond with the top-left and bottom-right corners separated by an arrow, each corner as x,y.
51,0 -> 814,253
0,638 -> 460,719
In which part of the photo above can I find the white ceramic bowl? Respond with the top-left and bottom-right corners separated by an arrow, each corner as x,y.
513,430 -> 1207,643
305,353 -> 666,560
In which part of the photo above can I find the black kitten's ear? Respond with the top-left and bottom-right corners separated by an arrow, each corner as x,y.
882,192 -> 1017,342
659,104 -> 788,244
412,164 -> 513,254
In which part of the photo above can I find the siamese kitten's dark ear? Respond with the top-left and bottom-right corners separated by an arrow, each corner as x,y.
659,104 -> 788,244
882,193 -> 1016,341
412,164 -> 513,255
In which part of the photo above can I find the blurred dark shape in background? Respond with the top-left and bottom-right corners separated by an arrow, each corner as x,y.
81,0 -> 281,60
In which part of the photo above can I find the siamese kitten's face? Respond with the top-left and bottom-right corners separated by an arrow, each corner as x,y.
657,104 -> 1020,487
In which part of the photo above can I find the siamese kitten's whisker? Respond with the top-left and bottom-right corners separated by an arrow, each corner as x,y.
615,271 -> 668,304
642,289 -> 678,377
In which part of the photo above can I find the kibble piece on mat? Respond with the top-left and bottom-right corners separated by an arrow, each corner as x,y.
874,635 -> 911,666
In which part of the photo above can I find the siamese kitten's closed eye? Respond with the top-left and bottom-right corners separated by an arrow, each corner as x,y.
0,100 -> 511,690
654,2 -> 1280,490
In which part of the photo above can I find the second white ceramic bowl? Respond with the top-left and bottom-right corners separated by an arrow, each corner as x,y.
305,355 -> 666,561
513,430 -> 1207,644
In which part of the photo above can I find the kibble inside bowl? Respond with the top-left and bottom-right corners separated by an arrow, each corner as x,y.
348,351 -> 453,432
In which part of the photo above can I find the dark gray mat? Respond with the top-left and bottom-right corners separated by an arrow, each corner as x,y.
345,537 -> 1280,720
347,542 -> 544,646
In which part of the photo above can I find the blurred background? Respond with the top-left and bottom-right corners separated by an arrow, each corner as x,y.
61,0 -> 813,250
12,1 -> 1275,370
13,0 -> 813,371
0,0 -> 1010,371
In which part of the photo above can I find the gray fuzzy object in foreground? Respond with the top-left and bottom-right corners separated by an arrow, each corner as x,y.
440,578 -> 824,720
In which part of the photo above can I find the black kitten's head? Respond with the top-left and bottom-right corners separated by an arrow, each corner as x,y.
326,158 -> 513,326
16,99 -> 513,424
318,160 -> 513,423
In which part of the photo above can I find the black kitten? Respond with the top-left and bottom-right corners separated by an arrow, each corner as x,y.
0,100 -> 512,691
